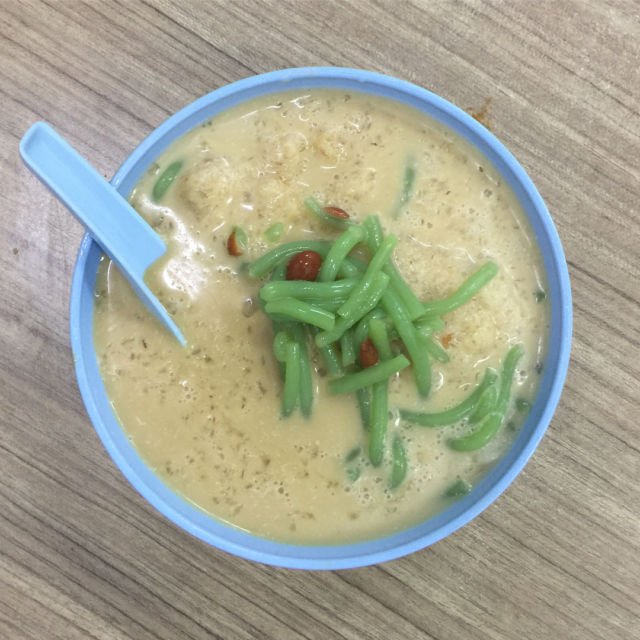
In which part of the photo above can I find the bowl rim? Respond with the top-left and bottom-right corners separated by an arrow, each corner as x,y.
70,66 -> 572,569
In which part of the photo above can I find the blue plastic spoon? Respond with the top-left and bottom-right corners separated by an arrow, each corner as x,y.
20,122 -> 186,346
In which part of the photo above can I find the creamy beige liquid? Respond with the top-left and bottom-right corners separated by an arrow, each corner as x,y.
93,90 -> 548,544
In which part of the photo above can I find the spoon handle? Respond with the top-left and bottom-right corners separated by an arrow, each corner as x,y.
20,122 -> 186,346
20,122 -> 166,273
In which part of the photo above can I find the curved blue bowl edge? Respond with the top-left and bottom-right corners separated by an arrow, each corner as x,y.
69,67 -> 573,570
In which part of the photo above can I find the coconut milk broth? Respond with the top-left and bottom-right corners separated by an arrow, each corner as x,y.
93,90 -> 547,543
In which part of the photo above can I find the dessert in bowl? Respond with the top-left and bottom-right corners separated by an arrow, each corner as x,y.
70,68 -> 572,569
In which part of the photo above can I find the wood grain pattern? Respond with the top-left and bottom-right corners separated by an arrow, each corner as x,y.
1,1 -> 639,638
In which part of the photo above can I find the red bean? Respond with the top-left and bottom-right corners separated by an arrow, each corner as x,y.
227,229 -> 243,256
359,338 -> 379,368
286,250 -> 323,281
324,206 -> 350,220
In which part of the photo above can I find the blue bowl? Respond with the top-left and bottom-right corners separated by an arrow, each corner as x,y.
70,67 -> 572,569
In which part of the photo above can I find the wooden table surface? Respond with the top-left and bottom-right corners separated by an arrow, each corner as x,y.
2,1 -> 639,638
